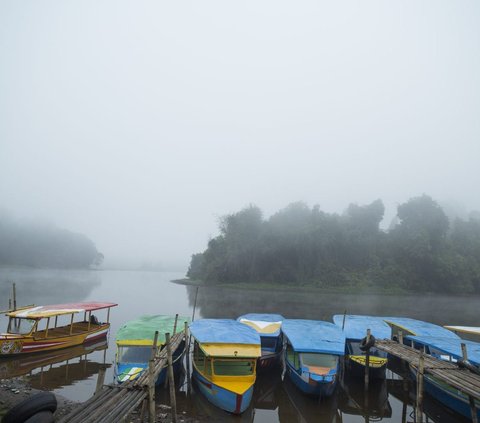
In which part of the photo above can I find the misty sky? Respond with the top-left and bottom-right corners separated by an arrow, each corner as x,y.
1,1 -> 479,269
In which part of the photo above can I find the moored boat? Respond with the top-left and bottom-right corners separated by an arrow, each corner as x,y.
444,325 -> 480,342
282,319 -> 345,398
189,319 -> 261,414
406,335 -> 480,421
383,317 -> 460,340
115,314 -> 190,384
0,302 -> 117,356
333,314 -> 390,380
237,313 -> 284,371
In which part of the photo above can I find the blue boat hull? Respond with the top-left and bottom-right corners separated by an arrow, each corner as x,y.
284,360 -> 337,398
192,366 -> 254,414
423,373 -> 480,420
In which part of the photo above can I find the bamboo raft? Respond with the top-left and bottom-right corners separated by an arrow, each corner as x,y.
58,329 -> 186,423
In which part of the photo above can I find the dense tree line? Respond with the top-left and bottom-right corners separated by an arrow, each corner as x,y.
0,213 -> 103,268
187,195 -> 480,294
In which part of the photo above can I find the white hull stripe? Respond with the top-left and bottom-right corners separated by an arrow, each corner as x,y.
23,342 -> 67,349
86,329 -> 108,340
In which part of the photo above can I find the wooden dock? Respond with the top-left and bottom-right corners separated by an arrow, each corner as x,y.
58,330 -> 186,423
375,338 -> 480,422
376,339 -> 480,400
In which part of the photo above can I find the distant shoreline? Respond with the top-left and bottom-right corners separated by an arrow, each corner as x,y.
171,278 -> 480,297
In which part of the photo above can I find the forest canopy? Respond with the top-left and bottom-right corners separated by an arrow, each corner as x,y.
0,212 -> 103,269
187,195 -> 480,294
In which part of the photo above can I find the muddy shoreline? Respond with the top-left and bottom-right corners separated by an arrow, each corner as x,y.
0,377 -> 206,422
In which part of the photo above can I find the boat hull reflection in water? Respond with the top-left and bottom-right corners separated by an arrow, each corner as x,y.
0,339 -> 109,389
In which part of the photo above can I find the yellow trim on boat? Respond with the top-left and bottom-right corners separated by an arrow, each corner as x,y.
444,326 -> 480,336
213,376 -> 254,395
200,343 -> 261,358
384,320 -> 416,336
116,339 -> 165,347
349,355 -> 387,368
239,321 -> 281,334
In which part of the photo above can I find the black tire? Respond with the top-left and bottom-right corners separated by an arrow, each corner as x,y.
3,392 -> 57,423
24,411 -> 55,423
359,335 -> 376,351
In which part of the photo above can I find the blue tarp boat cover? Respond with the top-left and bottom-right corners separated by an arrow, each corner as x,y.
332,315 -> 392,341
189,319 -> 260,345
405,335 -> 480,366
384,317 -> 460,339
282,319 -> 345,355
237,313 -> 284,337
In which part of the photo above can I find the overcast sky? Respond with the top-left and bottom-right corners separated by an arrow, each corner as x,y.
1,1 -> 479,269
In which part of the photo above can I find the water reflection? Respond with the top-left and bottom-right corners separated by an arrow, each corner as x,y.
0,267 -> 100,308
338,376 -> 392,420
386,378 -> 470,423
0,339 -> 109,389
187,284 -> 480,325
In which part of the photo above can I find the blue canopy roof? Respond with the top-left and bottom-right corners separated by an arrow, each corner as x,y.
405,336 -> 480,366
189,319 -> 260,345
282,319 -> 345,355
333,315 -> 392,341
237,313 -> 284,338
384,317 -> 460,339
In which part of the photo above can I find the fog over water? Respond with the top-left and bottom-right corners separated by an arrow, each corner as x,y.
1,1 -> 479,268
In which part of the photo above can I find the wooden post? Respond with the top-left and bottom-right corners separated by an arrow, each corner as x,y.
13,283 -> 16,311
149,331 -> 159,423
192,287 -> 199,322
341,309 -> 347,330
185,321 -> 191,394
69,313 -> 74,335
364,329 -> 371,392
166,332 -> 177,423
95,367 -> 106,395
45,317 -> 50,338
173,314 -> 179,335
398,330 -> 403,344
461,343 -> 479,423
416,350 -> 424,423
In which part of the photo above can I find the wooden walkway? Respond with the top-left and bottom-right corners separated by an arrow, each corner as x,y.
375,339 -> 480,401
58,331 -> 185,423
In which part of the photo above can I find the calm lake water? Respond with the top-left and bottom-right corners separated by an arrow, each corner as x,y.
0,268 -> 478,422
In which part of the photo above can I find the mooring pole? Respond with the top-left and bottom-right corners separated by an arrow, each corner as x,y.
13,283 -> 17,311
149,331 -> 159,423
95,367 -> 106,396
166,332 -> 177,423
173,314 -> 179,335
398,330 -> 403,345
364,329 -> 371,392
192,286 -> 199,322
416,350 -> 425,423
185,321 -> 191,394
461,343 -> 479,423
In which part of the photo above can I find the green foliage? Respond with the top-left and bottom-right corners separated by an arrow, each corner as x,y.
189,196 -> 480,294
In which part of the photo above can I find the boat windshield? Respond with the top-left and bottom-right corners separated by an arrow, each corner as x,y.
213,359 -> 255,376
9,318 -> 36,335
301,353 -> 338,368
260,337 -> 277,350
118,346 -> 151,363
